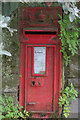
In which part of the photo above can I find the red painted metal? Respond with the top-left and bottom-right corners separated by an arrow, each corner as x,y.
27,45 -> 54,112
19,7 -> 62,118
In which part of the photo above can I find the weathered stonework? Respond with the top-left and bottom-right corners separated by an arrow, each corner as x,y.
2,3 -> 80,116
2,6 -> 20,103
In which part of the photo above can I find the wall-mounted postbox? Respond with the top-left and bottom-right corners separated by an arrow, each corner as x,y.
19,7 -> 62,118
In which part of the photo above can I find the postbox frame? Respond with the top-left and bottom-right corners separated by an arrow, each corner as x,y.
19,7 -> 62,117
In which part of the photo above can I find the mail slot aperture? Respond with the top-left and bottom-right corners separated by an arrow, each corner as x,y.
24,31 -> 57,35
23,27 -> 58,36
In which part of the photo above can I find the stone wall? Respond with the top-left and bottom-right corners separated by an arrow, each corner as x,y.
1,2 -> 80,112
2,2 -> 20,104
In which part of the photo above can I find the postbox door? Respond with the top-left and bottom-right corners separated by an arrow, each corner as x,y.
26,45 -> 55,112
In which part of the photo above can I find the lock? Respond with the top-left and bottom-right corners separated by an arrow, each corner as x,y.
35,82 -> 40,87
35,82 -> 39,87
31,81 -> 40,87
32,81 -> 35,86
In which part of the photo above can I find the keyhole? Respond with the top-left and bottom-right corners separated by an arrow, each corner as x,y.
32,81 -> 35,86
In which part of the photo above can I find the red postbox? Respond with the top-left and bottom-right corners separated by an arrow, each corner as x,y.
19,7 -> 62,118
